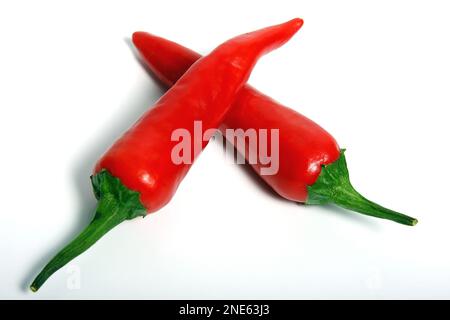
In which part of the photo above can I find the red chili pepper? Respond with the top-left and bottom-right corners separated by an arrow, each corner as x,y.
30,18 -> 303,292
132,31 -> 418,226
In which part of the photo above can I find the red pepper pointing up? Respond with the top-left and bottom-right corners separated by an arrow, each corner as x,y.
30,18 -> 303,291
132,30 -> 418,226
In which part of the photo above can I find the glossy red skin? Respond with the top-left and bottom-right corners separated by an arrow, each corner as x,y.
133,30 -> 340,202
95,19 -> 303,212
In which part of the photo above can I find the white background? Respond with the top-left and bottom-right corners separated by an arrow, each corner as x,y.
1,0 -> 449,299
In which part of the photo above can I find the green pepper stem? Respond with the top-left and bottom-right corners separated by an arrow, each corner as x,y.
30,170 -> 147,292
329,179 -> 417,226
307,150 -> 418,226
30,201 -> 125,292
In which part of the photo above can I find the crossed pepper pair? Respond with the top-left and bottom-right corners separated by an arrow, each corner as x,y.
31,19 -> 417,292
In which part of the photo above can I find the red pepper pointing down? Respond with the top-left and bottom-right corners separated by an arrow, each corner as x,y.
30,18 -> 303,291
